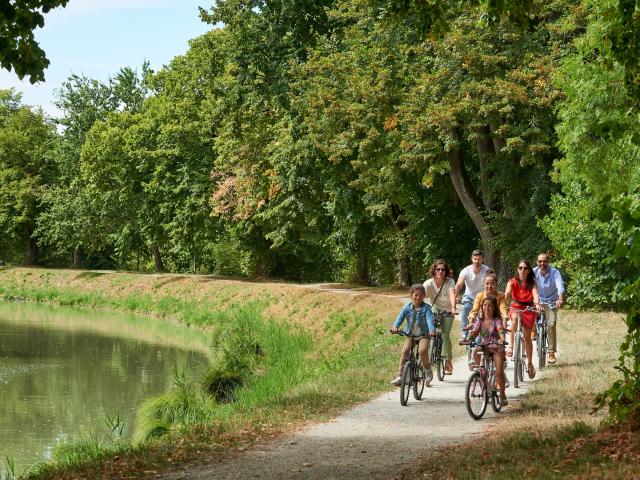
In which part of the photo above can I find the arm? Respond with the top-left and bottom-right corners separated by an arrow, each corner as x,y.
532,284 -> 541,310
469,294 -> 482,322
504,280 -> 512,306
554,269 -> 565,308
425,304 -> 435,333
498,294 -> 508,319
449,281 -> 458,315
392,304 -> 408,332
454,273 -> 465,300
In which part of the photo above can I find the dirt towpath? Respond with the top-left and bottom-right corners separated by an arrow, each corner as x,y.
163,354 -> 536,480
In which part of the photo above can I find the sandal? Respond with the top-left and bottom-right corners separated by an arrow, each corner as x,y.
506,346 -> 513,358
500,394 -> 508,406
444,360 -> 453,375
527,365 -> 536,379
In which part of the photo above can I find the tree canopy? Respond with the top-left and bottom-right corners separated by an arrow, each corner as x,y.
0,0 -> 69,82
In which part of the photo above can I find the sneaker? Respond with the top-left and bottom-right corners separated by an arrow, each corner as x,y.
548,352 -> 557,364
425,368 -> 433,386
391,376 -> 402,386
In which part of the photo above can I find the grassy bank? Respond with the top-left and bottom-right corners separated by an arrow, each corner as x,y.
400,310 -> 637,479
0,267 -> 426,479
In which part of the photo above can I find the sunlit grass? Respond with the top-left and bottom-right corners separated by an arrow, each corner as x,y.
405,310 -> 634,479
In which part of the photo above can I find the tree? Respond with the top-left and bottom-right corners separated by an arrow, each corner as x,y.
36,66 -> 151,268
0,0 -> 69,82
0,89 -> 57,263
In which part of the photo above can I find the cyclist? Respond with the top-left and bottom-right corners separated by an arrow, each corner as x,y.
423,259 -> 457,375
533,253 -> 565,364
390,284 -> 435,386
468,273 -> 508,323
468,295 -> 508,405
504,259 -> 541,379
455,249 -> 491,341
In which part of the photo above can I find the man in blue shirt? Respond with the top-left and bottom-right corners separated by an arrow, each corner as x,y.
533,253 -> 565,364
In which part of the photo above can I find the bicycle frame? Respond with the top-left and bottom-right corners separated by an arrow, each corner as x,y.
465,341 -> 503,420
537,302 -> 557,369
511,306 -> 538,388
392,331 -> 427,406
431,311 -> 449,381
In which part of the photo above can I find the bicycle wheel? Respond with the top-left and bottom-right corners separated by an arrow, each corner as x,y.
436,336 -> 445,381
513,334 -> 521,389
537,313 -> 546,370
400,361 -> 412,406
538,327 -> 546,370
465,371 -> 487,420
413,363 -> 426,400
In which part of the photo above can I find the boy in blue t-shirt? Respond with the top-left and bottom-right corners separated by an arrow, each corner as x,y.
390,284 -> 435,386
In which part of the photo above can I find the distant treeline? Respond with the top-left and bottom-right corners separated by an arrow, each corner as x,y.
0,0 -> 637,311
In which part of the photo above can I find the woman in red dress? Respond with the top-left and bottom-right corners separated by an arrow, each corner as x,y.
504,259 -> 541,379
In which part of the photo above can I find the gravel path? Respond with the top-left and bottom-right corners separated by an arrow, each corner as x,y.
163,354 -> 537,480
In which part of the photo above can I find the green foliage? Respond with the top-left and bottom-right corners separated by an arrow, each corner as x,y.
0,0 -> 69,82
550,0 -> 640,424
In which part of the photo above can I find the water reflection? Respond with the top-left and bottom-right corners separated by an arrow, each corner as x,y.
0,302 -> 210,474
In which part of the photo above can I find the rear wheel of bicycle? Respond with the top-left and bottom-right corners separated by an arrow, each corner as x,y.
513,335 -> 521,389
465,371 -> 487,420
413,364 -> 426,400
400,361 -> 412,406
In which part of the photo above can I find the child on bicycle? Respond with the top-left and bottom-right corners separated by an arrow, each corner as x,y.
390,284 -> 435,387
468,295 -> 508,405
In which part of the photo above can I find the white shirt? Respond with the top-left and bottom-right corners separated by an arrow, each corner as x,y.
458,264 -> 490,298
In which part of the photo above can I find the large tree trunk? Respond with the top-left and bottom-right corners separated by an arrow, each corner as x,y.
26,237 -> 39,265
389,204 -> 412,287
73,246 -> 83,268
151,243 -> 165,272
473,125 -> 493,210
446,131 -> 499,268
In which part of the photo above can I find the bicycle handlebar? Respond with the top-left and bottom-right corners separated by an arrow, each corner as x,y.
389,330 -> 433,339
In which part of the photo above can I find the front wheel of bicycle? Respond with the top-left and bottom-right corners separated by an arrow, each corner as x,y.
465,371 -> 487,420
400,361 -> 412,406
413,364 -> 426,400
538,322 -> 547,370
435,337 -> 445,381
513,334 -> 521,389
490,391 -> 503,412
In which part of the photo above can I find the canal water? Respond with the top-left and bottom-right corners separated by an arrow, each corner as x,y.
0,301 -> 210,475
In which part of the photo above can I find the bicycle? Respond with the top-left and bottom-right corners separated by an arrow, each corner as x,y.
510,305 -> 538,388
464,340 -> 506,420
536,302 -> 557,369
391,331 -> 428,406
431,310 -> 450,381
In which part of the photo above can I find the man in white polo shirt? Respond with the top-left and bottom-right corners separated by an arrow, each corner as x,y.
455,249 -> 491,341
533,253 -> 565,364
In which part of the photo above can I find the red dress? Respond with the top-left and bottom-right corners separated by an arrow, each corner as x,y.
509,278 -> 536,329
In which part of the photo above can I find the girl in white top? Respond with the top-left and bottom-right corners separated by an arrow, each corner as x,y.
423,259 -> 458,374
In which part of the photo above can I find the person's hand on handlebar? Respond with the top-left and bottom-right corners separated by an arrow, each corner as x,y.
390,327 -> 399,334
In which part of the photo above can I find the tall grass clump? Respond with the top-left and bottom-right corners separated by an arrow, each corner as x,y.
135,301 -> 313,442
